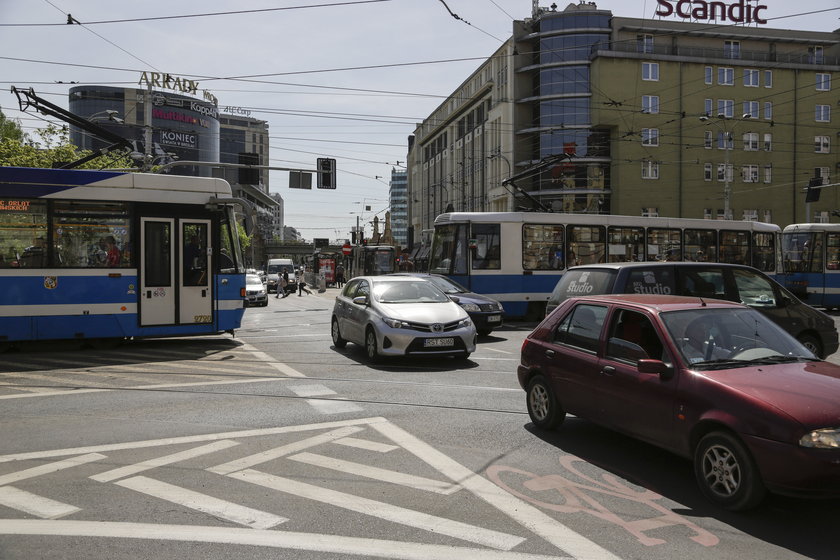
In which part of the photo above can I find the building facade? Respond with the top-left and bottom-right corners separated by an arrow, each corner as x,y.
407,1 -> 839,244
389,168 -> 408,249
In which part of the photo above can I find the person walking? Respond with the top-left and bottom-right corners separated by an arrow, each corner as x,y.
335,265 -> 345,288
298,267 -> 312,296
276,270 -> 290,298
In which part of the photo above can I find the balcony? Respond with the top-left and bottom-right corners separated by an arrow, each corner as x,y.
593,41 -> 839,66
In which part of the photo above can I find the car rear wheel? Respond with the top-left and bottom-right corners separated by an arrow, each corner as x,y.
526,375 -> 564,430
694,431 -> 766,511
477,329 -> 492,337
365,327 -> 380,363
331,318 -> 346,348
797,333 -> 823,358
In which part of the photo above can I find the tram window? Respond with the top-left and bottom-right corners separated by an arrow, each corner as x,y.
827,234 -> 840,270
751,232 -> 776,272
647,228 -> 681,262
522,224 -> 563,270
720,231 -> 750,265
684,229 -> 717,262
183,223 -> 208,286
783,232 -> 812,273
567,225 -> 606,266
429,224 -> 458,274
0,199 -> 47,268
471,223 -> 501,270
52,201 -> 130,268
607,226 -> 644,262
144,221 -> 171,287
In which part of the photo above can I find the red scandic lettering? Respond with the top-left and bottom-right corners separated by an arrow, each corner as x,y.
654,0 -> 674,17
486,458 -> 719,547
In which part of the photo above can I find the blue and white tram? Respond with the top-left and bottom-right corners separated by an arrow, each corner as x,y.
781,223 -> 840,309
0,166 -> 248,348
429,212 -> 780,318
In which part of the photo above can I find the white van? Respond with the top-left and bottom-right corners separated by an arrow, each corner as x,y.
266,258 -> 296,294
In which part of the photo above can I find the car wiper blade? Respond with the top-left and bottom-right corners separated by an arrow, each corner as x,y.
743,355 -> 815,364
691,359 -> 750,368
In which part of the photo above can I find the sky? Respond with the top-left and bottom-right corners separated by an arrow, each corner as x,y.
1,0 -> 837,242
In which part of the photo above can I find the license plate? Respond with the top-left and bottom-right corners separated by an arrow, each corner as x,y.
424,337 -> 454,348
487,314 -> 501,323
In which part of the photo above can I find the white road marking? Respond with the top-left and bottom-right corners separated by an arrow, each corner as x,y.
90,440 -> 240,483
0,519 -> 569,560
371,422 -> 621,560
0,486 -> 80,519
289,384 -> 335,397
0,372 -> 115,388
267,362 -> 307,377
114,476 -> 286,529
334,437 -> 398,453
228,469 -> 525,551
483,347 -> 513,355
306,399 -> 364,414
0,453 -> 107,486
288,452 -> 460,495
0,382 -> 62,394
0,418 -> 387,464
206,425 -> 365,475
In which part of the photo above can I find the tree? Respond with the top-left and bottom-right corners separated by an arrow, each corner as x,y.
0,121 -> 134,170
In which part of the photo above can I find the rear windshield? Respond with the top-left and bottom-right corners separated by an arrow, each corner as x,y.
625,267 -> 675,296
549,269 -> 616,305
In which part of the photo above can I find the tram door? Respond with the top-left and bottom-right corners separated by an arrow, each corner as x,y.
140,218 -> 212,326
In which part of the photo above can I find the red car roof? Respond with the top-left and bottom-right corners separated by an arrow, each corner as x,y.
566,293 -> 745,311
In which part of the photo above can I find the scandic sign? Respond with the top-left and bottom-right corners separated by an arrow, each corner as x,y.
655,0 -> 768,24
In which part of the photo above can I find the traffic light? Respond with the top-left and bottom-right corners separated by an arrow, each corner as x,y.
316,158 -> 336,189
805,177 -> 822,203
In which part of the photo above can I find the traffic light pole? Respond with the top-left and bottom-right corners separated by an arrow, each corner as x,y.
803,180 -> 840,222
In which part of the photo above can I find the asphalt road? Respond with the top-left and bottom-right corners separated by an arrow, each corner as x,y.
0,287 -> 838,559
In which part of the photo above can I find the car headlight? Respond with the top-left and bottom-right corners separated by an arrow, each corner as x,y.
460,303 -> 481,312
458,317 -> 472,328
495,302 -> 504,311
382,317 -> 409,329
799,428 -> 840,448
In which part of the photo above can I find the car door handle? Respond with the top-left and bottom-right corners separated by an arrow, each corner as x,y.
601,366 -> 616,375
545,349 -> 555,358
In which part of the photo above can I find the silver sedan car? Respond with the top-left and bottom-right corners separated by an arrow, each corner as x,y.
331,275 -> 477,362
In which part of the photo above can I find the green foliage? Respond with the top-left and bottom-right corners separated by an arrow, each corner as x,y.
237,220 -> 252,251
0,122 -> 134,170
0,108 -> 25,142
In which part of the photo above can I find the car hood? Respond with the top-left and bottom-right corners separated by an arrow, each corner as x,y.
376,302 -> 468,324
454,292 -> 498,306
704,360 -> 840,426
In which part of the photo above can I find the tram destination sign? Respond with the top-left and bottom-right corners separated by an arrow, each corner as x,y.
655,0 -> 768,24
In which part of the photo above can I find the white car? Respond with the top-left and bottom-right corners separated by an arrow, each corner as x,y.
245,273 -> 268,307
331,275 -> 476,362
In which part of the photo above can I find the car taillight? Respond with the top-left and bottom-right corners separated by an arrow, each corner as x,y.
240,287 -> 247,297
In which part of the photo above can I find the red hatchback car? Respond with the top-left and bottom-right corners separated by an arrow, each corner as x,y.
518,294 -> 840,510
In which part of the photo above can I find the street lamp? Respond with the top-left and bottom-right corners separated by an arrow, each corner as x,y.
88,110 -> 124,124
699,113 -> 750,220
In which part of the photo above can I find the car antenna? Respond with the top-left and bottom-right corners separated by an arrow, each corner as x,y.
698,296 -> 707,307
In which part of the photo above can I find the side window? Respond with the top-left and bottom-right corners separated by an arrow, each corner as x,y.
470,223 -> 500,270
677,268 -> 735,301
606,309 -> 666,364
355,280 -> 370,299
553,304 -> 607,353
624,267 -> 675,296
343,279 -> 361,298
549,270 -> 616,306
732,269 -> 777,307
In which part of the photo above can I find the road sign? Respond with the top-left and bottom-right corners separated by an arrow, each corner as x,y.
342,243 -> 352,256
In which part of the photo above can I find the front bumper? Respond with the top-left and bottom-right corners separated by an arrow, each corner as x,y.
373,323 -> 477,357
743,433 -> 840,498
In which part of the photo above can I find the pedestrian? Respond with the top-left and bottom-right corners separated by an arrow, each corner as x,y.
335,265 -> 345,288
298,267 -> 311,296
276,269 -> 290,298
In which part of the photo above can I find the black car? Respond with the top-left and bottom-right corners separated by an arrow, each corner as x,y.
545,262 -> 839,358
391,273 -> 504,336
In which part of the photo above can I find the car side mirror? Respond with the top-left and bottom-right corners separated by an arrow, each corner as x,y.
638,359 -> 673,379
449,295 -> 460,304
352,295 -> 369,306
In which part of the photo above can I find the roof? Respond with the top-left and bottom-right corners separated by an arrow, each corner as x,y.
566,293 -> 745,311
566,262 -> 757,271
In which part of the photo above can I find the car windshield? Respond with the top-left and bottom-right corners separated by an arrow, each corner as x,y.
427,275 -> 467,294
374,281 -> 449,303
661,307 -> 816,369
246,275 -> 263,286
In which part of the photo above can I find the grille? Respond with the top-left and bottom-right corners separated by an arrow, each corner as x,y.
404,320 -> 462,333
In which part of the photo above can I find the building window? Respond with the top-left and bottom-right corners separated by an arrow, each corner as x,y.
704,98 -> 713,117
742,165 -> 759,183
815,135 -> 830,153
704,130 -> 713,149
743,69 -> 759,87
764,70 -> 773,88
763,133 -> 772,151
641,161 -> 659,179
743,132 -> 759,151
717,163 -> 733,182
642,62 -> 659,81
816,105 -> 831,122
763,102 -> 773,120
763,165 -> 772,183
637,34 -> 654,54
724,41 -> 740,59
743,101 -> 759,118
717,131 -> 734,150
808,46 -> 824,64
642,128 -> 659,146
717,99 -> 734,118
704,163 -> 713,181
743,209 -> 758,221
718,67 -> 734,85
704,66 -> 713,85
642,95 -> 660,114
816,73 -> 831,91
642,207 -> 659,218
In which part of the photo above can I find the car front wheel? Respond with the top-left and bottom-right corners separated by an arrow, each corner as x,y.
365,328 -> 380,363
797,333 -> 823,358
526,375 -> 564,430
694,431 -> 766,511
331,318 -> 346,348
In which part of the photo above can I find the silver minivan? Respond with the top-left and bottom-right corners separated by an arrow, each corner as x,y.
545,262 -> 838,358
